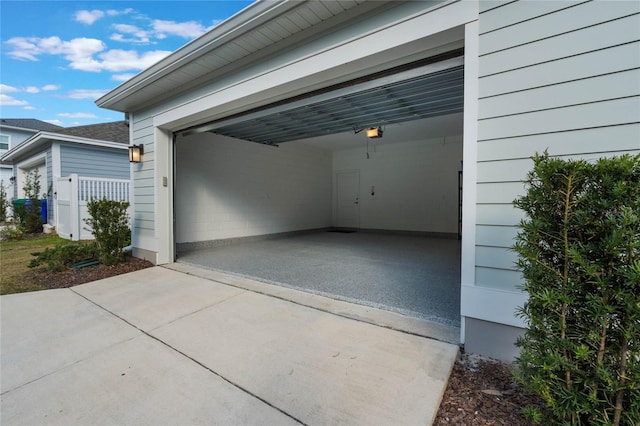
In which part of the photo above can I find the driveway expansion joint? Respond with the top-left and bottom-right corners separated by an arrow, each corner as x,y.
148,288 -> 247,333
69,287 -> 307,426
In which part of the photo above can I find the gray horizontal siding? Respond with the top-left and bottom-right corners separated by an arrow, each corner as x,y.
0,128 -> 36,148
480,1 -> 638,55
479,41 -> 640,98
479,0 -> 581,30
476,0 -> 640,292
476,246 -> 517,270
477,124 -> 640,162
131,116 -> 155,232
476,224 -> 518,248
60,145 -> 129,179
479,69 -> 640,120
479,13 -> 640,77
475,267 -> 522,291
479,97 -> 639,141
479,1 -> 515,15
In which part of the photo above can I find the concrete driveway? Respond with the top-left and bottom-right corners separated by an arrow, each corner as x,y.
1,266 -> 458,425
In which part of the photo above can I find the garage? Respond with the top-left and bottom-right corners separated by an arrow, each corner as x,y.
96,0 -> 484,348
96,0 -> 640,359
173,56 -> 464,328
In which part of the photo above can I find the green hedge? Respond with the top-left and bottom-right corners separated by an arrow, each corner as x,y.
513,153 -> 639,425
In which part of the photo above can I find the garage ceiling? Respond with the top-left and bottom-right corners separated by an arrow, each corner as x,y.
182,55 -> 464,145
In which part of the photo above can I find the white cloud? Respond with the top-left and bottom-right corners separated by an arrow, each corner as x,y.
24,106 -> 36,110
98,49 -> 171,72
110,19 -> 209,44
4,37 -> 42,61
112,73 -> 136,82
75,8 -> 133,25
152,19 -> 208,39
111,24 -> 151,44
45,119 -> 64,126
75,10 -> 105,25
5,36 -> 106,71
64,38 -> 109,72
0,84 -> 60,94
0,94 -> 29,106
0,84 -> 19,93
5,35 -> 169,74
58,112 -> 98,119
107,8 -> 133,17
68,89 -> 107,100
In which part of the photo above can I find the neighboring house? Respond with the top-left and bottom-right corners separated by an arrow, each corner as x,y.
0,121 -> 130,229
96,0 -> 640,360
0,119 -> 64,210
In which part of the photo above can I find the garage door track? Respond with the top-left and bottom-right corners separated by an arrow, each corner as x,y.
1,267 -> 457,425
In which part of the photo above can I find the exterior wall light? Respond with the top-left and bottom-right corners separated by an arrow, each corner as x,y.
129,144 -> 143,163
366,127 -> 383,138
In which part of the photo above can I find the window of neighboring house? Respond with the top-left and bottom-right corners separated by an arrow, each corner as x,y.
0,135 -> 8,151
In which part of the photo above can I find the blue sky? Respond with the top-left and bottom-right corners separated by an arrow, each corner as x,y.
0,1 -> 253,127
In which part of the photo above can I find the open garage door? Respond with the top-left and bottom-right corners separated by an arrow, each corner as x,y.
178,52 -> 463,144
173,52 -> 463,330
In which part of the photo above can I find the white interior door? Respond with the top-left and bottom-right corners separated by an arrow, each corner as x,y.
336,170 -> 360,228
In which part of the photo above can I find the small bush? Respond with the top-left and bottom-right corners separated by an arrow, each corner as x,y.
14,170 -> 43,233
84,198 -> 131,265
0,180 -> 9,223
0,224 -> 24,241
29,242 -> 100,272
513,153 -> 640,425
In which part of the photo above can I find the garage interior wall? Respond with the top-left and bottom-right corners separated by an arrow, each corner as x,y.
333,134 -> 462,234
175,133 -> 332,244
176,119 -> 463,245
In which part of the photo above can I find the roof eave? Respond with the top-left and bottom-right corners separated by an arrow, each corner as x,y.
1,132 -> 128,163
96,0 -> 300,112
0,124 -> 44,133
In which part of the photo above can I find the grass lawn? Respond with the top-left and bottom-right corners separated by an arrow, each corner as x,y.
0,234 -> 74,295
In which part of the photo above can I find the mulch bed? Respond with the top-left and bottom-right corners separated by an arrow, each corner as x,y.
434,352 -> 545,425
22,256 -> 154,289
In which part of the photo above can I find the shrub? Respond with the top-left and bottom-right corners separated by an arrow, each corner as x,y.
84,198 -> 131,265
13,169 -> 43,233
29,242 -> 100,272
0,224 -> 24,241
0,180 -> 9,223
513,152 -> 640,425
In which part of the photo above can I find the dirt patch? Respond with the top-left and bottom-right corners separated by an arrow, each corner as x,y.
434,352 -> 544,425
22,256 -> 154,290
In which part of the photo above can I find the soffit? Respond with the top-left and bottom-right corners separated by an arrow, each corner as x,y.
97,0 -> 371,112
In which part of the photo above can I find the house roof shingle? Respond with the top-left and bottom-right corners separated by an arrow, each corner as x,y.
0,118 -> 64,132
53,121 -> 129,144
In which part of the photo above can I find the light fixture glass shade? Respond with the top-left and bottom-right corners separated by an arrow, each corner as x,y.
366,127 -> 383,138
129,144 -> 143,163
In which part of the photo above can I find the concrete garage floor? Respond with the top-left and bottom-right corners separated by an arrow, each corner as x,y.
178,231 -> 461,327
1,267 -> 458,425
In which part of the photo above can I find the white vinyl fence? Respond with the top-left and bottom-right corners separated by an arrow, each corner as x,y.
55,174 -> 131,241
